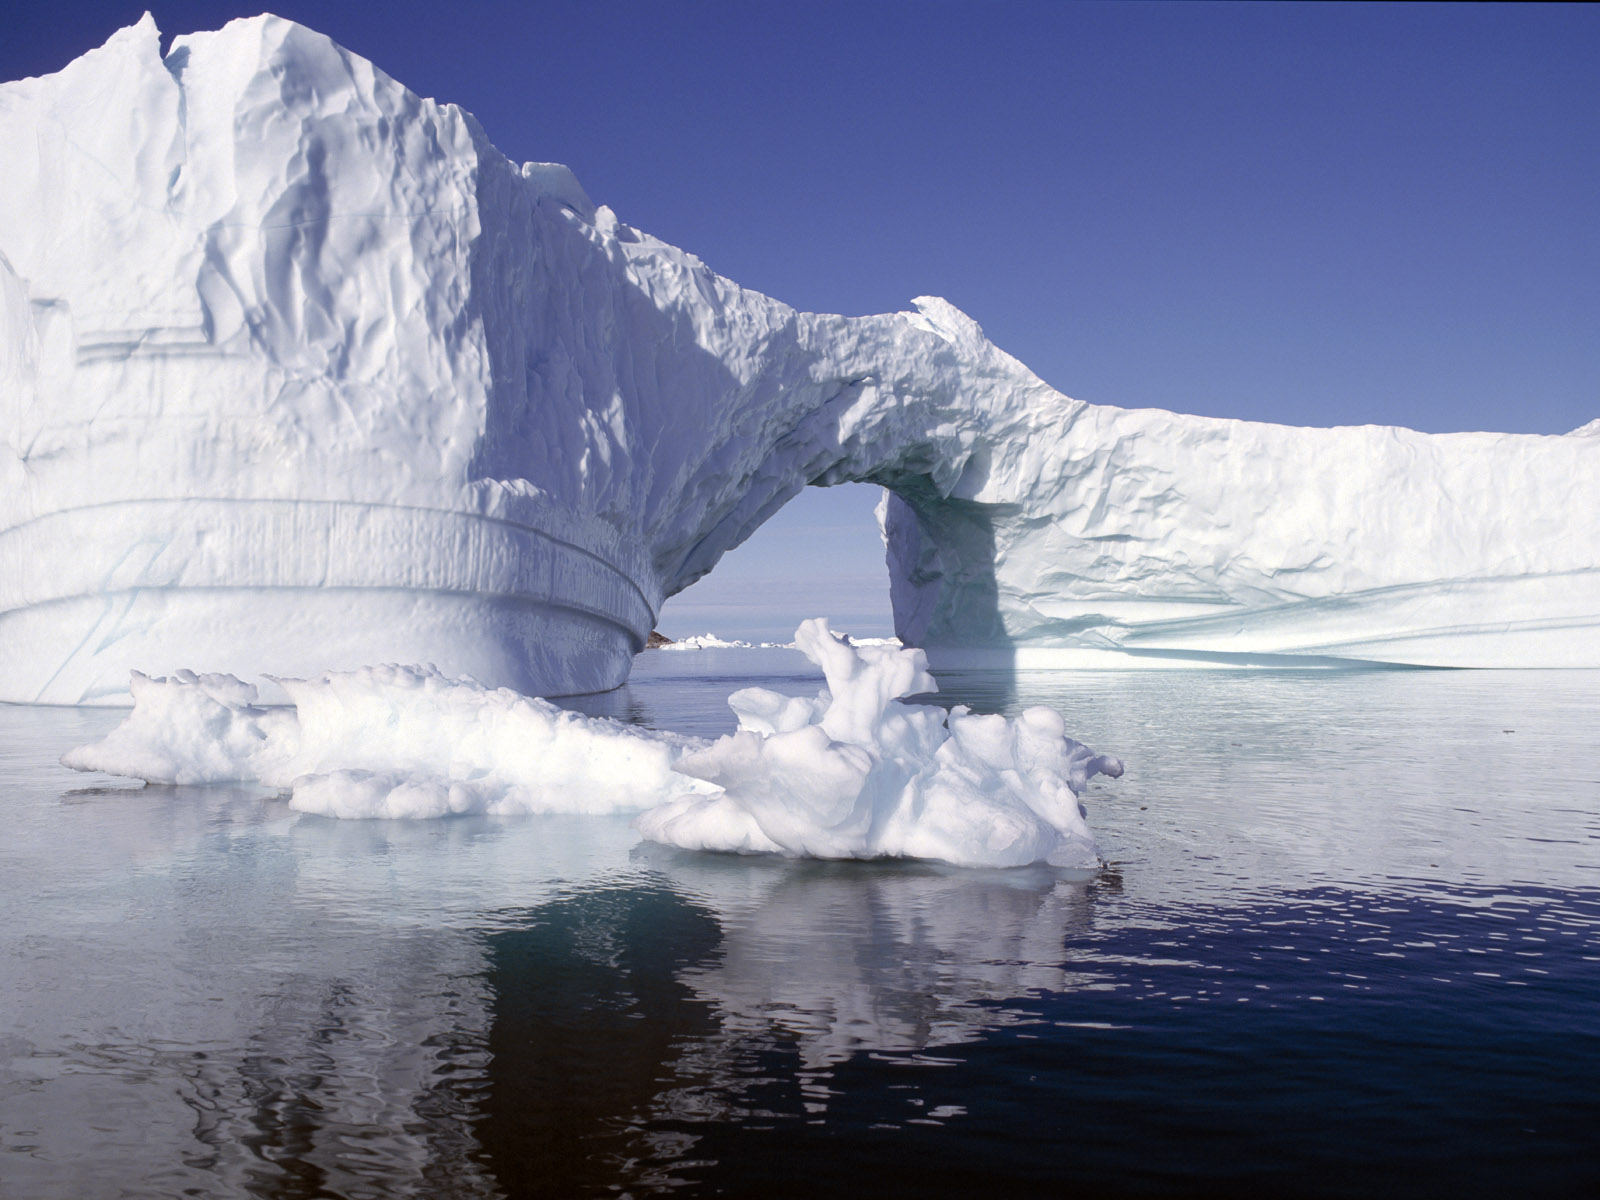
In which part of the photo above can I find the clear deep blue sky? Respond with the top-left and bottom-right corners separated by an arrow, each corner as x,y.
7,3 -> 1597,640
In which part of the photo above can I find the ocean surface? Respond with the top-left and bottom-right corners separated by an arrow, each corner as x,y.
3,651 -> 1598,1198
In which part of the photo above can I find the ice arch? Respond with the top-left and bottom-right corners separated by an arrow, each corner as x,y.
2,15 -> 1597,703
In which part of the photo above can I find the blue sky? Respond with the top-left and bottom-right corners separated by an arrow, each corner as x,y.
7,3 -> 1596,640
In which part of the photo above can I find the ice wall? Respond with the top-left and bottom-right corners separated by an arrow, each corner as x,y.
3,15 -> 1597,703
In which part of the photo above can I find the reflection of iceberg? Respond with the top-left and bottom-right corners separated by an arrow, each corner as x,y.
62,622 -> 1121,869
5,16 -> 1597,705
0,779 -> 505,1200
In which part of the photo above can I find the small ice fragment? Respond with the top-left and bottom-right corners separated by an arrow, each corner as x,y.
636,619 -> 1121,868
63,663 -> 712,818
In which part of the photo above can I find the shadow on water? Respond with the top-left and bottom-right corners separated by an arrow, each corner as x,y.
913,659 -> 1464,734
907,669 -> 1021,715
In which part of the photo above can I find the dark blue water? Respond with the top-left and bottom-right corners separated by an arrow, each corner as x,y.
3,652 -> 1598,1197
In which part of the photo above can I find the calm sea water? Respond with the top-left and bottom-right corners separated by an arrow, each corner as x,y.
3,651 -> 1598,1197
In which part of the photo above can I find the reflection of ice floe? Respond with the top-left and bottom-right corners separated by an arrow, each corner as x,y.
64,622 -> 1121,869
638,620 -> 1122,868
0,746 -> 509,1197
477,883 -> 725,1195
641,848 -> 1113,1072
6,907 -> 501,1199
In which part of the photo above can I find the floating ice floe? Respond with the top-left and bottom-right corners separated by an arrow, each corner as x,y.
638,621 -> 1121,869
63,622 -> 1121,868
62,664 -> 708,819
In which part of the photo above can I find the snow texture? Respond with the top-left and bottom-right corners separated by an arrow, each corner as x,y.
4,15 -> 1598,703
61,662 -> 711,819
637,620 -> 1122,868
62,621 -> 1122,869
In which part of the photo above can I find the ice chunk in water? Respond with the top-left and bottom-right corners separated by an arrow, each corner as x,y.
64,623 -> 1121,868
637,620 -> 1122,868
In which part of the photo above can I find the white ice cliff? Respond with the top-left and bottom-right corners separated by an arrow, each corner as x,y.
3,15 -> 1597,703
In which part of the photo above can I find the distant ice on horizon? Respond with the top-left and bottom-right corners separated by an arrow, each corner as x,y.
657,631 -> 902,651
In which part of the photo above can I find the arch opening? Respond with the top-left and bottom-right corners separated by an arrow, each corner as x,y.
654,482 -> 895,645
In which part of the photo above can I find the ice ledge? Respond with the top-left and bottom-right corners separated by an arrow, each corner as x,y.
0,499 -> 657,704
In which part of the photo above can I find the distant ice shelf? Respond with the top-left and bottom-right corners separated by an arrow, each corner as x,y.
657,635 -> 794,651
3,14 -> 1597,704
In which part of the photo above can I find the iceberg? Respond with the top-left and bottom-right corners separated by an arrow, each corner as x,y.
62,620 -> 1122,869
3,15 -> 1597,704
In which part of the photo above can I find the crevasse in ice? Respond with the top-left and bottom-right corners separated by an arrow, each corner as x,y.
3,15 -> 1597,703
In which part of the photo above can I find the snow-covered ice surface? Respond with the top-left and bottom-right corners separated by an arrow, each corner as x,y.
62,622 -> 1122,869
3,15 -> 1598,704
639,621 -> 1120,868
62,663 -> 710,820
